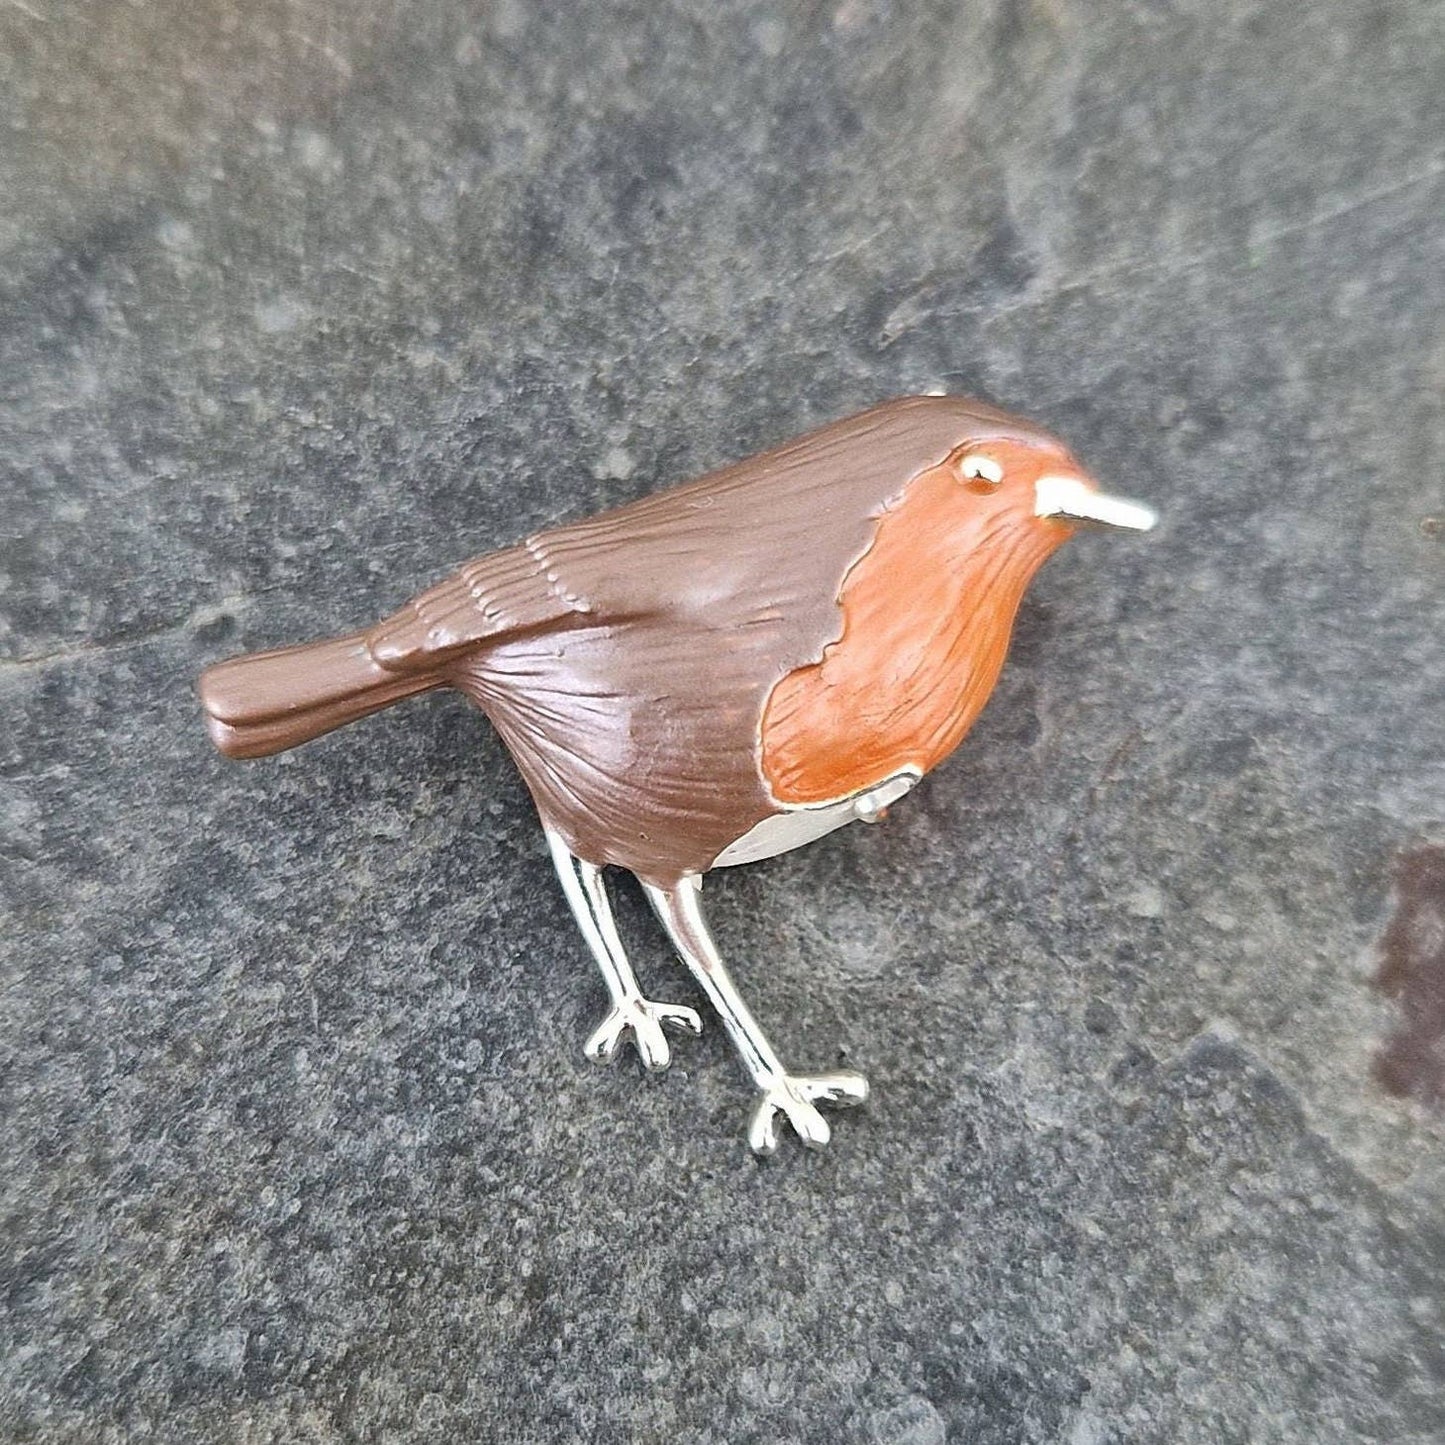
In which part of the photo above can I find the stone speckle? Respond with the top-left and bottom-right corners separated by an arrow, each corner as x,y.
3,1 -> 1443,1442
1374,845 -> 1445,1110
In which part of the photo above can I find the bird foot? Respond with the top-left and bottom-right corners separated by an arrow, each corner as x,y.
584,997 -> 703,1072
747,1071 -> 870,1155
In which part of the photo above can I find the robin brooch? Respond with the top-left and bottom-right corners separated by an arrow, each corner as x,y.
199,395 -> 1157,1153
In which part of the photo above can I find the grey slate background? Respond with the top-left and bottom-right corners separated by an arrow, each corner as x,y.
3,0 -> 1443,1440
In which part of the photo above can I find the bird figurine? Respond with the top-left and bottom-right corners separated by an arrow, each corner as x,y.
198,395 -> 1157,1154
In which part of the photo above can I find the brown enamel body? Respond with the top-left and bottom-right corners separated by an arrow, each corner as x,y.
199,396 -> 1074,883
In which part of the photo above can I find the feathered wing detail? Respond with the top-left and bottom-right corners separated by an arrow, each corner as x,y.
366,544 -> 584,671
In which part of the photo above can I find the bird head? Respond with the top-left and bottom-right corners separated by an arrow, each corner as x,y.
937,433 -> 1157,541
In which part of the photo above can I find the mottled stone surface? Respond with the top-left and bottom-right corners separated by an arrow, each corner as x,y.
3,2 -> 1443,1441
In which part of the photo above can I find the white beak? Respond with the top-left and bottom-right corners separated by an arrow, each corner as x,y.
1034,475 -> 1158,533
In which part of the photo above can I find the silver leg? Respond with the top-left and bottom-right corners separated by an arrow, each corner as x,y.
643,875 -> 869,1154
545,829 -> 702,1071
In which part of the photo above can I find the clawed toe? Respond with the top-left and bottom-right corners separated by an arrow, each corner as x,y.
655,1001 -> 704,1037
798,1070 -> 870,1107
747,1071 -> 870,1155
584,998 -> 703,1072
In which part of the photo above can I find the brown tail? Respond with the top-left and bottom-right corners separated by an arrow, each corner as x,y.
197,630 -> 443,759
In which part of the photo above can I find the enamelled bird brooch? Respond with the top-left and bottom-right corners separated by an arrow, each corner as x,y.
199,396 -> 1156,1154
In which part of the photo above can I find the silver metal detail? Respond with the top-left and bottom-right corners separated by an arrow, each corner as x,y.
644,876 -> 869,1154
959,453 -> 1004,485
545,828 -> 702,1070
853,771 -> 916,822
711,770 -> 919,866
1034,474 -> 1158,532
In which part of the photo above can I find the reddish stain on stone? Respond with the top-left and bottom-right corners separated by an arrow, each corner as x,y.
1373,845 -> 1445,1109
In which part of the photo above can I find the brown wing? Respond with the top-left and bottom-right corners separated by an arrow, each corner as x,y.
369,396 -> 1040,680
366,543 -> 582,673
